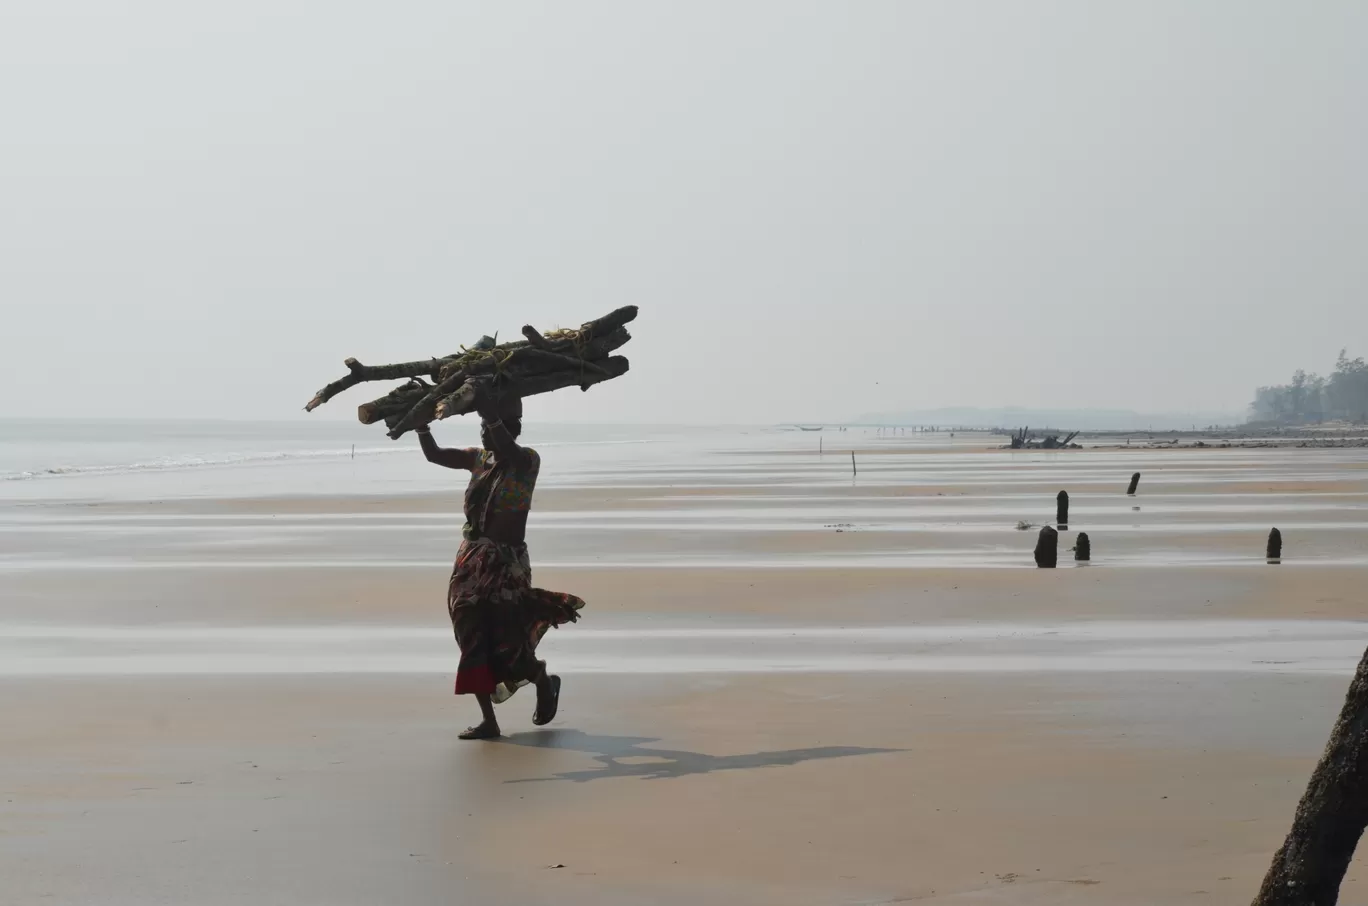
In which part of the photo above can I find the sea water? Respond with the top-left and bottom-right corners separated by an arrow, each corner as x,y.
0,418 -> 770,502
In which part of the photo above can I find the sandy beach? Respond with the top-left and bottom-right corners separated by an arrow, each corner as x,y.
6,0 -> 1366,900
4,431 -> 1368,904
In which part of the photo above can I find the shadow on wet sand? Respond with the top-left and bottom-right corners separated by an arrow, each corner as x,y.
498,729 -> 901,783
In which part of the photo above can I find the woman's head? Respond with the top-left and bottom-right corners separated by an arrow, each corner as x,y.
483,415 -> 522,440
480,394 -> 523,447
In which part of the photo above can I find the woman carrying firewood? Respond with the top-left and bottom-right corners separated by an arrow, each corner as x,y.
415,384 -> 584,740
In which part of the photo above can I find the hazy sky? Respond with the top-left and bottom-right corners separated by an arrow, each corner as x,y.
2,2 -> 1364,424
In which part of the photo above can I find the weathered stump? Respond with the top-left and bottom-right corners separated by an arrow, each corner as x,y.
1056,490 -> 1069,528
1252,644 -> 1368,905
1268,527 -> 1283,561
1126,472 -> 1141,496
1034,526 -> 1058,568
1074,532 -> 1091,562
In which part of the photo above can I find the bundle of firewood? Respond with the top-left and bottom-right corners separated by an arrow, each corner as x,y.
305,306 -> 636,438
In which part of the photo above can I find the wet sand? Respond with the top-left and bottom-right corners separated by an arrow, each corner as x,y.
3,439 -> 1368,903
5,671 -> 1362,906
483,672 -> 1364,905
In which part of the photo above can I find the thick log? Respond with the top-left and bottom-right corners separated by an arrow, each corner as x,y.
1252,644 -> 1368,905
1268,528 -> 1283,560
1057,491 -> 1069,528
430,382 -> 481,425
358,380 -> 432,426
565,325 -> 632,360
1127,472 -> 1141,496
357,379 -> 432,425
515,347 -> 613,377
1074,532 -> 1091,561
1034,526 -> 1058,568
486,354 -> 628,401
578,305 -> 639,341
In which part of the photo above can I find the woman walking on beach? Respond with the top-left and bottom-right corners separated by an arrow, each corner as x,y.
416,387 -> 584,740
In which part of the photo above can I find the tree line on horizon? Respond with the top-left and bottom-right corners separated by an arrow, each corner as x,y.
1249,350 -> 1368,425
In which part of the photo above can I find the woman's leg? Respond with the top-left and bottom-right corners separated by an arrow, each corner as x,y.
532,660 -> 561,726
532,659 -> 551,703
460,693 -> 501,740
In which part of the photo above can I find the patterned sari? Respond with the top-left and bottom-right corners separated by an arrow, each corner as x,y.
447,448 -> 584,702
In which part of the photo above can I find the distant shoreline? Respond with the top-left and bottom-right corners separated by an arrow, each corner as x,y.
1067,425 -> 1368,450
779,424 -> 1368,452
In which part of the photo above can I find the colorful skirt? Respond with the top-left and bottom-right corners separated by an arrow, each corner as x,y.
447,538 -> 584,703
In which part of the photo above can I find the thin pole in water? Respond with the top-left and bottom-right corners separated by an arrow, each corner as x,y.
851,451 -> 857,476
819,436 -> 823,456
351,444 -> 355,460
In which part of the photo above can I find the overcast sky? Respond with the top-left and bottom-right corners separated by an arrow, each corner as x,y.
2,1 -> 1364,424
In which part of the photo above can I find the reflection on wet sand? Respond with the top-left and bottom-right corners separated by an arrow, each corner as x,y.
3,620 -> 1365,676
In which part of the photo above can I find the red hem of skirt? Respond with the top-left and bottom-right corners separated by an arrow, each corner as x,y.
454,664 -> 496,696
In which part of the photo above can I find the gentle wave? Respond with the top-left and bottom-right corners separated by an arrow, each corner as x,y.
0,446 -> 408,482
0,437 -> 656,482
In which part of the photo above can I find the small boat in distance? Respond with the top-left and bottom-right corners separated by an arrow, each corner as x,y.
795,425 -> 823,432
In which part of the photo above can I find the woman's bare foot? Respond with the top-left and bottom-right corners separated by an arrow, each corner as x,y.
462,692 -> 499,739
459,719 -> 501,740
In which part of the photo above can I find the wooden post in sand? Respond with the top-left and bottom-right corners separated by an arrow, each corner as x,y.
1074,532 -> 1091,561
1126,472 -> 1141,496
1252,644 -> 1368,905
1267,528 -> 1283,561
1056,491 -> 1069,529
1034,526 -> 1058,568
